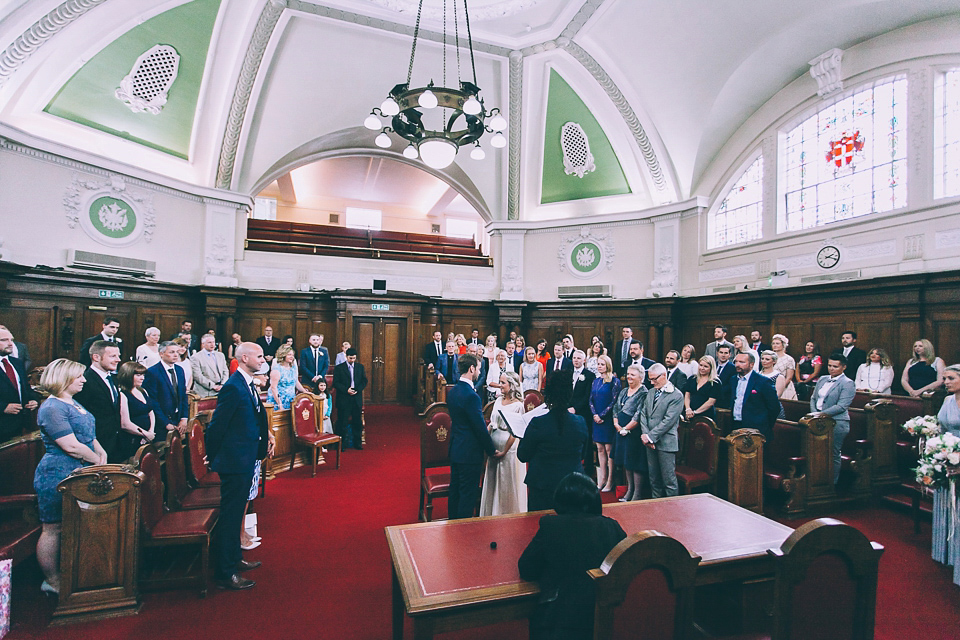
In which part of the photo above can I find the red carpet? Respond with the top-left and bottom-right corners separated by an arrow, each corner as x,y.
5,405 -> 960,639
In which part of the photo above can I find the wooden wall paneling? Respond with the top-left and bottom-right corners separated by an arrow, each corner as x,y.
1,300 -> 56,366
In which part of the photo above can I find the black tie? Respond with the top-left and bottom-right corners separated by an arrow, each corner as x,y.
436,343 -> 441,357
249,381 -> 260,409
314,348 -> 320,376
107,374 -> 118,404
168,368 -> 179,404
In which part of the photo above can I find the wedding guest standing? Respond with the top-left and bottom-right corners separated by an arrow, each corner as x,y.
135,327 -> 162,369
640,363 -> 684,498
855,348 -> 895,394
759,351 -> 789,398
34,359 -> 108,595
613,365 -> 647,502
932,364 -> 960,585
901,339 -> 945,397
589,355 -> 620,493
677,344 -> 698,378
794,341 -> 823,399
479,372 -> 527,516
268,345 -> 307,410
770,334 -> 798,400
116,362 -> 156,461
520,346 -> 544,393
683,356 -> 723,421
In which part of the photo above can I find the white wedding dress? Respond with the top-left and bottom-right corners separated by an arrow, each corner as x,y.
479,398 -> 527,516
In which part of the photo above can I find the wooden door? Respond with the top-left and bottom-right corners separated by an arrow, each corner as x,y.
352,316 -> 407,404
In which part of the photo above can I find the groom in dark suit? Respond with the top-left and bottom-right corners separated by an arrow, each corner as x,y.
144,341 -> 189,436
205,342 -> 274,590
448,354 -> 498,519
333,348 -> 368,449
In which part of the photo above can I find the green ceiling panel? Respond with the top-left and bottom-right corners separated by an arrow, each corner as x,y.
44,0 -> 222,159
541,69 -> 631,204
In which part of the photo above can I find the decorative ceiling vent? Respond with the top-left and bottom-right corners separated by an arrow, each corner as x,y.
116,45 -> 181,114
799,270 -> 861,284
560,122 -> 596,178
329,213 -> 340,224
557,284 -> 611,298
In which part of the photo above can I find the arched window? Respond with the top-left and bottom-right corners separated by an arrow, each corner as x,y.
709,155 -> 763,249
934,69 -> 960,199
780,75 -> 907,233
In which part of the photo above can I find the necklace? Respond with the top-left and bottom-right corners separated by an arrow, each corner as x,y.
867,363 -> 883,390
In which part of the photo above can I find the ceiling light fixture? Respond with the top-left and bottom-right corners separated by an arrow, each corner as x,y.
363,0 -> 505,169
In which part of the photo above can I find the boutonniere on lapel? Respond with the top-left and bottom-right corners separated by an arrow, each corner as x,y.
750,389 -> 757,394
578,375 -> 585,382
115,337 -> 123,343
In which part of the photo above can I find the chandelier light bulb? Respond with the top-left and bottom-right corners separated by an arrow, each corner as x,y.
418,138 -> 458,169
364,114 -> 382,130
462,96 -> 482,116
380,97 -> 400,116
489,114 -> 507,132
402,144 -> 419,159
419,89 -> 438,109
470,145 -> 485,160
490,133 -> 507,149
375,132 -> 392,148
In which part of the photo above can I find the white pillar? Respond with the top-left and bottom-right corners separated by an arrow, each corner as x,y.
203,200 -> 243,287
498,229 -> 526,300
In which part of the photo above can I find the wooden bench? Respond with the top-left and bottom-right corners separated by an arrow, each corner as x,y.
763,418 -> 808,515
0,432 -> 43,567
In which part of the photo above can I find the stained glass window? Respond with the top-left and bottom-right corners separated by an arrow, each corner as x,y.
780,75 -> 907,233
934,69 -> 960,198
709,155 -> 763,249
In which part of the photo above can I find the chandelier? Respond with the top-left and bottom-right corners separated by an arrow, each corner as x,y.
363,0 -> 507,169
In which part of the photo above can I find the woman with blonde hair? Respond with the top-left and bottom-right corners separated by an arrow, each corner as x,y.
902,339 -> 945,397
480,371 -> 527,515
770,334 -> 797,400
683,355 -> 723,421
678,344 -> 698,378
268,344 -> 307,410
455,333 -> 467,355
519,346 -> 544,393
487,348 -> 507,402
856,348 -> 895,394
34,359 -> 108,594
732,334 -> 758,371
759,350 -> 789,397
589,355 -> 621,492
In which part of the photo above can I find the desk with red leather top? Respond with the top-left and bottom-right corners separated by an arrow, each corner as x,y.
386,493 -> 793,640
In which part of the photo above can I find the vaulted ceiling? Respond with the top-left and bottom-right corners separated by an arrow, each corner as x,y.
2,0 -> 959,220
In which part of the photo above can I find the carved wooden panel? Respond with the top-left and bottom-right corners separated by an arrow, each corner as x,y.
725,428 -> 765,514
801,414 -> 836,507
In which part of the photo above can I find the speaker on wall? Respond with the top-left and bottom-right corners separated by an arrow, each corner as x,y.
373,279 -> 387,295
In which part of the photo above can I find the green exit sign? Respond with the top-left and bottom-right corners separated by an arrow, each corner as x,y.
371,303 -> 390,311
98,289 -> 124,300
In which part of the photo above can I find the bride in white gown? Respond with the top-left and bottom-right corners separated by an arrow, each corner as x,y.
480,371 -> 527,516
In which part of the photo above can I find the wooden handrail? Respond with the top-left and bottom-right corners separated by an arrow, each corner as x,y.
245,237 -> 493,266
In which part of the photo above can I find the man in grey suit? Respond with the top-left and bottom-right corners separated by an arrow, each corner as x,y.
704,325 -> 734,363
638,363 -> 684,498
810,354 -> 856,484
191,334 -> 230,397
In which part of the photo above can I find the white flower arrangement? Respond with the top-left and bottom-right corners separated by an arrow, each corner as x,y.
902,415 -> 941,438
916,431 -> 960,489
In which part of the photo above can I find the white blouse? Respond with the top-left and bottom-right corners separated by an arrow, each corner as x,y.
855,362 -> 893,394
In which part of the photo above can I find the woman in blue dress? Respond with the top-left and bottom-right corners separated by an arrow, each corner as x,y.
268,345 -> 307,410
589,355 -> 621,493
34,359 -> 108,595
116,361 -> 156,461
932,364 -> 960,584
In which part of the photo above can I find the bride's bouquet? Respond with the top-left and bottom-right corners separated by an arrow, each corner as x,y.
916,431 -> 960,489
902,415 -> 942,438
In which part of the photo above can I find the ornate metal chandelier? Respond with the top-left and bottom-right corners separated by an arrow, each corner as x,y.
363,0 -> 507,169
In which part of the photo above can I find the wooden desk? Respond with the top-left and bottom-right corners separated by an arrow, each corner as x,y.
386,493 -> 793,640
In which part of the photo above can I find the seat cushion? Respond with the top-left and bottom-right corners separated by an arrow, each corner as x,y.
179,487 -> 221,510
150,508 -> 218,539
297,433 -> 342,447
765,471 -> 786,490
422,473 -> 450,494
196,471 -> 221,487
675,467 -> 710,487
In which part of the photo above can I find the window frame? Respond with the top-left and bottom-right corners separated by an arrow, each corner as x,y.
706,149 -> 765,251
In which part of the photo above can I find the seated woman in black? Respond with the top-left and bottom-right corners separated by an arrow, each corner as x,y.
518,369 -> 589,511
518,472 -> 627,640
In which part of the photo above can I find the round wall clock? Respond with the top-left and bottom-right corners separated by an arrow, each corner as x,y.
817,245 -> 840,269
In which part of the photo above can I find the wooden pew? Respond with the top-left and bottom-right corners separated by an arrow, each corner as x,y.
0,433 -> 44,568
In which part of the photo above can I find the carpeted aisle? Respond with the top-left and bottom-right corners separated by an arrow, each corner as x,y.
5,404 -> 960,639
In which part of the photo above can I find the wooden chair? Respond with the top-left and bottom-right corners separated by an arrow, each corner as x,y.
420,402 -> 452,522
589,530 -> 701,640
675,416 -> 721,495
523,389 -> 544,412
186,420 -> 221,488
136,444 -> 218,597
290,393 -> 341,476
163,430 -> 220,511
767,518 -> 884,640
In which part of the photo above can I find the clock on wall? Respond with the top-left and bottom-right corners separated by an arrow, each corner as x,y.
817,245 -> 841,269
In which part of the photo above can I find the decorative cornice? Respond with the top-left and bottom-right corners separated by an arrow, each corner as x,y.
0,0 -> 108,88
555,39 -> 667,193
216,0 -> 287,190
0,137 -> 244,208
808,48 -> 844,99
507,50 -> 522,220
523,219 -> 649,235
558,0 -> 604,40
367,0 -> 547,22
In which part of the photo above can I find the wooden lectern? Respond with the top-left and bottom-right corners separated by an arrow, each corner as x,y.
52,465 -> 143,625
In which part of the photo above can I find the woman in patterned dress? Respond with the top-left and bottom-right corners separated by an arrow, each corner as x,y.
268,345 -> 307,410
771,334 -> 798,400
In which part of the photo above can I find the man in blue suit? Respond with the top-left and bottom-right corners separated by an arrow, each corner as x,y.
726,352 -> 781,441
205,342 -> 274,590
299,333 -> 330,392
144,341 -> 190,436
448,354 -> 498,519
436,340 -> 459,382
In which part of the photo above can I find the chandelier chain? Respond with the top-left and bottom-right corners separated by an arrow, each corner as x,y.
406,0 -> 425,86
453,0 -> 461,83
463,0 -> 478,85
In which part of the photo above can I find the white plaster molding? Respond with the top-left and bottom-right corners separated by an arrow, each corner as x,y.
0,0 -> 108,88
758,259 -> 771,275
217,0 -> 288,190
776,253 -> 816,271
307,270 -> 442,292
845,239 -> 896,261
507,50 -> 523,220
558,0 -> 605,40
560,122 -> 596,178
647,217 -> 678,297
204,202 -> 239,285
809,48 -> 844,98
903,234 -> 924,260
488,197 -> 705,234
698,263 -> 755,283
556,226 -> 614,277
451,278 -> 496,293
367,0 -> 547,21
115,44 -> 181,115
499,232 -> 525,298
241,265 -> 297,279
64,173 -> 156,245
935,228 -> 960,249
